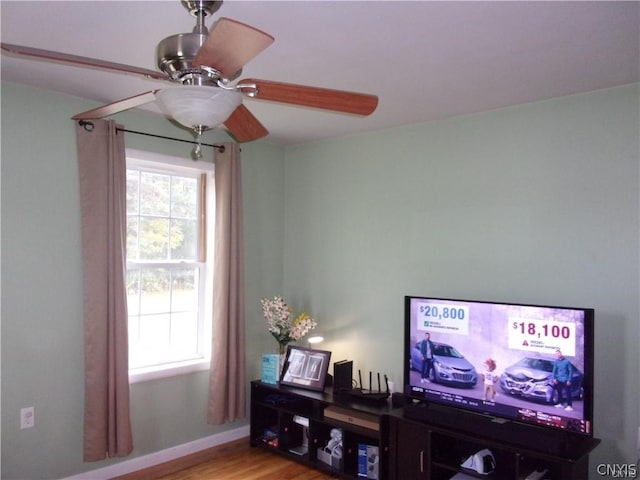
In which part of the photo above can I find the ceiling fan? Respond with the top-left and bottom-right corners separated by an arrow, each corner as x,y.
1,0 -> 378,149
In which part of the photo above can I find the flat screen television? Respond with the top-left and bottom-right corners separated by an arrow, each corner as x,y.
404,295 -> 594,436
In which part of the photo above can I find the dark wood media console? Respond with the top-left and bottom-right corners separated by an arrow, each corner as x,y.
250,380 -> 395,479
393,401 -> 600,480
250,381 -> 600,480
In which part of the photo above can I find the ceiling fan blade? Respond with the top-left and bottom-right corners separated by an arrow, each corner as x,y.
1,43 -> 167,80
72,91 -> 159,120
223,104 -> 269,143
193,18 -> 274,79
239,79 -> 379,116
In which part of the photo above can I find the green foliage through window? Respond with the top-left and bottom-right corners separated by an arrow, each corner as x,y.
126,159 -> 209,371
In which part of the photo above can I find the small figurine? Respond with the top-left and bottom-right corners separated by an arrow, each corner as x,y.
324,428 -> 343,459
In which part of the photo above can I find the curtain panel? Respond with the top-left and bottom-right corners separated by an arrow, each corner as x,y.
208,143 -> 246,424
76,120 -> 133,461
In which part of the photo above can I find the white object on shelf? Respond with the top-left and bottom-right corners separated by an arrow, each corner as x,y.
449,473 -> 477,480
524,468 -> 549,480
460,448 -> 495,475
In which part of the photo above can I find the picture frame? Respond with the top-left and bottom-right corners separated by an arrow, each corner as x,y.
280,345 -> 332,392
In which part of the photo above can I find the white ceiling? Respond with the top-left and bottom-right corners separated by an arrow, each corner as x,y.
1,1 -> 638,145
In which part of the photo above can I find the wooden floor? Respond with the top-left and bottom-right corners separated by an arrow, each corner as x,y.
114,437 -> 340,480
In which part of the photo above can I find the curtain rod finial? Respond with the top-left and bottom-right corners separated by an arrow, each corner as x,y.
78,119 -> 95,132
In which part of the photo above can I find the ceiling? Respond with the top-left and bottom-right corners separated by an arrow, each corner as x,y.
1,1 -> 638,145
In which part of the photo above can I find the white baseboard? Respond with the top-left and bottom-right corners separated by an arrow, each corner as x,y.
61,425 -> 250,480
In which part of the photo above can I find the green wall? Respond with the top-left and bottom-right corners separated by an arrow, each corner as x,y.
282,84 -> 640,474
1,82 -> 285,478
2,80 -> 638,479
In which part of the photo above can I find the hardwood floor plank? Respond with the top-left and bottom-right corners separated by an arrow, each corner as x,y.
114,437 -> 339,480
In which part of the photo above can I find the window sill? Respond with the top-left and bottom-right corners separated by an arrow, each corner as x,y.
129,358 -> 210,384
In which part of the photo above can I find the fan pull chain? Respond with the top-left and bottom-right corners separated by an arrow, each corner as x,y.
192,133 -> 203,160
191,125 -> 208,160
192,143 -> 202,160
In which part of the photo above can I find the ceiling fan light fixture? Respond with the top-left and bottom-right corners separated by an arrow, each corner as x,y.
155,85 -> 242,130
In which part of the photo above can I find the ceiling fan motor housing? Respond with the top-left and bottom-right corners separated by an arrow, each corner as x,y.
157,0 -> 225,85
157,32 -> 214,84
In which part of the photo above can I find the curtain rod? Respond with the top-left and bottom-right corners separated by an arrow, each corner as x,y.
77,120 -> 226,153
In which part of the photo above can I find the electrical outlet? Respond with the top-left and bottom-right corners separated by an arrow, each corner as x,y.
20,407 -> 35,429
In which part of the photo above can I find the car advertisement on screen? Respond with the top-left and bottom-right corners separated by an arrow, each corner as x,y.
405,296 -> 593,435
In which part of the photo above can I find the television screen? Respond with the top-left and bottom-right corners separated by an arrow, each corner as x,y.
404,296 -> 594,436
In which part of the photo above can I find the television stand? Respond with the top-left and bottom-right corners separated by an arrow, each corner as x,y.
390,401 -> 600,480
250,380 -> 396,479
403,400 -> 582,456
250,381 -> 600,479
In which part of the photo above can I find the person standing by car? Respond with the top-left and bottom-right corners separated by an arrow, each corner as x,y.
420,332 -> 434,383
552,349 -> 573,411
482,358 -> 498,402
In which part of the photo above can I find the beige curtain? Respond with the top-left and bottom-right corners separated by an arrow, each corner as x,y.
76,119 -> 133,461
208,143 -> 246,424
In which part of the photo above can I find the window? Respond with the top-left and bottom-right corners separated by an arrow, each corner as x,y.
125,149 -> 214,382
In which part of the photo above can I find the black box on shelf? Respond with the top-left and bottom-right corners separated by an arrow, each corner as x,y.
333,360 -> 353,393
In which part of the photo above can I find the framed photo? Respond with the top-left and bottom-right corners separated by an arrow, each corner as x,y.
280,345 -> 331,392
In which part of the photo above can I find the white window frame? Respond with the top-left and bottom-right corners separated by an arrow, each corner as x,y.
125,148 -> 215,383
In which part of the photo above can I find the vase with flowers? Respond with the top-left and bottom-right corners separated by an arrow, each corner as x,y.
261,296 -> 317,371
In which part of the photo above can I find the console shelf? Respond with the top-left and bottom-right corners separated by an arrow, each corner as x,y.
250,381 -> 600,480
387,403 -> 601,480
250,380 -> 394,479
